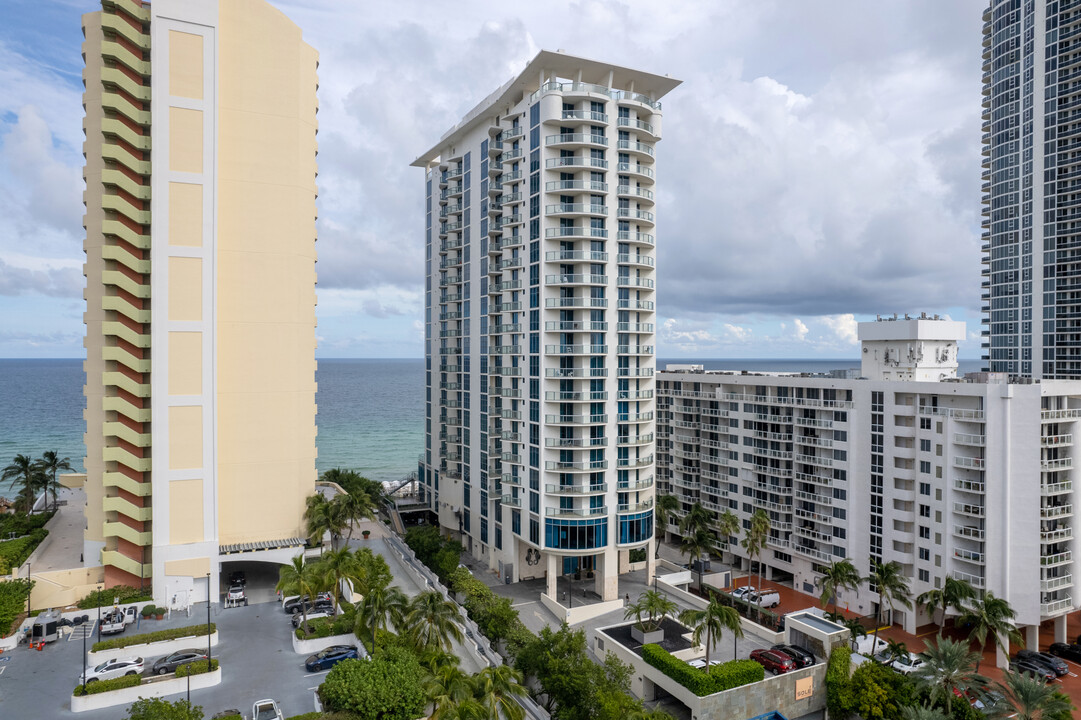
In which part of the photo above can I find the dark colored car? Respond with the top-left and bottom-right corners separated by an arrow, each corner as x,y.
1010,657 -> 1056,683
229,570 -> 246,587
284,592 -> 332,614
1049,642 -> 1081,663
291,599 -> 333,617
1015,649 -> 1068,676
771,644 -> 815,668
151,649 -> 209,675
750,648 -> 796,675
305,645 -> 359,672
292,605 -> 334,628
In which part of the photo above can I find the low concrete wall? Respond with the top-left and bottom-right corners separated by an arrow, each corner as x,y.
71,668 -> 221,713
6,564 -> 107,612
291,630 -> 359,656
540,592 -> 624,625
656,576 -> 707,610
89,629 -> 219,664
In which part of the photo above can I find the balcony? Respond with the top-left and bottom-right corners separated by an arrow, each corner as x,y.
545,226 -> 609,239
616,185 -> 655,202
617,139 -> 655,157
618,500 -> 655,513
545,273 -> 607,287
545,179 -> 608,193
1043,434 -> 1074,448
545,157 -> 608,170
617,162 -> 655,181
952,570 -> 985,590
544,437 -> 608,448
545,483 -> 608,494
544,390 -> 608,401
545,413 -> 608,425
1042,481 -> 1073,496
1041,574 -> 1073,593
501,495 -> 522,507
618,476 -> 655,491
618,433 -> 654,446
545,133 -> 609,148
1041,408 -> 1081,421
617,254 -> 655,268
560,109 -> 608,123
617,116 -> 655,135
616,230 -> 654,245
545,320 -> 608,332
544,344 -> 607,355
953,502 -> 985,518
953,547 -> 985,565
617,208 -> 655,224
953,478 -> 985,494
545,203 -> 607,217
544,460 -> 609,471
1040,597 -> 1073,616
545,506 -> 608,518
1041,527 -> 1074,544
1042,458 -> 1073,471
617,276 -> 655,289
545,249 -> 608,262
1042,551 -> 1073,567
1042,504 -> 1074,520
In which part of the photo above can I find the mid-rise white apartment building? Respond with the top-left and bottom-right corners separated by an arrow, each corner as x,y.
659,316 -> 1080,652
413,51 -> 679,607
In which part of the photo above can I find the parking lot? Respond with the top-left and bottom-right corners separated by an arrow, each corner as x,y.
0,599 -> 327,719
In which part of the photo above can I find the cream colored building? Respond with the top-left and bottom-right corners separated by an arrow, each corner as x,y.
82,0 -> 318,604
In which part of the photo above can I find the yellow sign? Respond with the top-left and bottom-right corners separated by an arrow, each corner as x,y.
795,676 -> 813,701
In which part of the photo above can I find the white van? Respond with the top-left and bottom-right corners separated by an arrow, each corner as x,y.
747,589 -> 780,609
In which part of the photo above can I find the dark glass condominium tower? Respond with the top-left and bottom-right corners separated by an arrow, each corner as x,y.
983,0 -> 1081,377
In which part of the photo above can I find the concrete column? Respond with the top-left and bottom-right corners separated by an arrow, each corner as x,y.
996,637 -> 1009,669
1055,614 -> 1069,644
546,553 -> 557,598
1025,624 -> 1039,651
597,547 -> 619,601
646,539 -> 656,587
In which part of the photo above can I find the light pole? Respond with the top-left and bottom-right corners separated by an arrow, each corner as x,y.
206,572 -> 212,666
96,584 -> 103,640
81,619 -> 87,688
25,562 -> 31,617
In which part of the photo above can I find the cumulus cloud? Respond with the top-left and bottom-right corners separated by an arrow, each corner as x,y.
793,319 -> 809,341
0,257 -> 82,297
822,314 -> 859,345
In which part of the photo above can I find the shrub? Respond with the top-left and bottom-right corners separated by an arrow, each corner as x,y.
175,658 -> 219,677
140,605 -> 153,618
127,698 -> 205,720
77,584 -> 152,609
629,548 -> 647,563
0,529 -> 48,573
283,714 -> 322,720
0,578 -> 34,637
709,658 -> 764,691
642,643 -> 717,696
319,646 -> 425,720
0,511 -> 53,537
826,646 -> 853,720
73,673 -> 141,696
92,622 -> 215,652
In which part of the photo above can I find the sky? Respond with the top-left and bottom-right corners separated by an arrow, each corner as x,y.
0,0 -> 988,359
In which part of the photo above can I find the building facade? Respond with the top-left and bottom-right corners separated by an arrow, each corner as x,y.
82,0 -> 319,603
413,51 -> 679,603
981,0 -> 1081,378
660,317 -> 1079,650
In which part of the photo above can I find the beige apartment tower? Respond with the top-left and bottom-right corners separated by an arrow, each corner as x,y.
82,0 -> 318,604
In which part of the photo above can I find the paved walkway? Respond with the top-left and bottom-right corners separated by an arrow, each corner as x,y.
21,487 -> 87,573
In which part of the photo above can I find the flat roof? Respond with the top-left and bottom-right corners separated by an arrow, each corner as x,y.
412,49 -> 681,167
787,611 -> 847,635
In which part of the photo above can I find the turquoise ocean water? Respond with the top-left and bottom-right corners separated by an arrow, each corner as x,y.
0,356 -> 984,495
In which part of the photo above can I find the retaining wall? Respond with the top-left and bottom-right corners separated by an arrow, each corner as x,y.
70,668 -> 221,713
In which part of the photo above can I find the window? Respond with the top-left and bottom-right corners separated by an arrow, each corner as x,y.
920,461 -> 931,474
920,417 -> 931,430
918,569 -> 930,582
919,482 -> 931,496
919,547 -> 930,561
918,525 -> 930,539
920,439 -> 931,452
919,504 -> 930,518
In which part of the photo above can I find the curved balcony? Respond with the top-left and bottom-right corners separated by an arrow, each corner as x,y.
546,482 -> 608,494
617,253 -> 654,268
502,127 -> 525,141
489,279 -> 522,293
545,133 -> 609,149
617,91 -> 661,111
617,276 -> 655,289
546,157 -> 608,170
546,203 -> 607,218
544,413 -> 608,425
500,148 -> 524,163
545,249 -> 608,262
617,455 -> 654,469
557,109 -> 609,123
546,180 -> 608,193
617,185 -> 655,203
618,411 -> 654,423
617,116 -> 656,137
616,230 -> 654,246
616,162 -> 654,183
617,139 -> 654,158
492,257 -> 522,272
618,298 -> 655,310
544,390 -> 609,401
544,320 -> 608,332
546,273 -> 607,287
544,297 -> 608,309
544,344 -> 607,355
617,344 -> 654,356
546,506 -> 608,518
497,214 -> 524,229
545,436 -> 608,448
618,208 -> 655,226
544,366 -> 609,378
618,476 -> 655,491
545,227 -> 608,239
545,459 -> 609,472
618,500 -> 654,514
617,323 -> 654,334
618,433 -> 654,446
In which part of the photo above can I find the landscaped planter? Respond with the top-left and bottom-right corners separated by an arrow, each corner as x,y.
292,630 -> 360,655
71,668 -> 221,713
631,625 -> 665,645
88,629 -> 219,664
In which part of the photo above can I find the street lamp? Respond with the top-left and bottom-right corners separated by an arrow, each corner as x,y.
96,584 -> 103,640
206,572 -> 212,666
81,617 -> 88,688
25,562 -> 31,617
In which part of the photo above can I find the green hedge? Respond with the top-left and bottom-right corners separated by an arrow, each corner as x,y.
0,529 -> 48,574
176,658 -> 219,677
0,578 -> 34,637
92,622 -> 216,652
77,584 -> 153,609
445,565 -> 535,655
0,511 -> 53,537
296,608 -> 356,640
826,646 -> 853,719
284,714 -> 323,720
642,644 -> 762,696
73,673 -> 141,696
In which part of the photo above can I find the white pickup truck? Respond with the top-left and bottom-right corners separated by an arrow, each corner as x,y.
253,699 -> 283,720
99,607 -> 137,636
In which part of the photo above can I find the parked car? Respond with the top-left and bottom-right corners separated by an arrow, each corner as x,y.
81,656 -> 144,683
1049,642 -> 1081,663
98,609 -> 129,636
1015,649 -> 1068,676
284,592 -> 332,614
750,648 -> 796,675
253,699 -> 284,720
151,649 -> 208,675
688,658 -> 722,670
890,652 -> 926,675
291,599 -> 333,617
226,585 -> 247,605
305,645 -> 360,672
772,644 -> 815,668
1010,656 -> 1056,683
746,589 -> 781,609
292,609 -> 333,629
731,585 -> 756,599
229,570 -> 246,587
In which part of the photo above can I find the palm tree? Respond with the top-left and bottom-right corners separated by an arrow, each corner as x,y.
37,451 -> 71,511
900,707 -> 949,720
276,556 -> 324,635
679,525 -> 717,591
917,576 -> 976,632
911,636 -> 983,716
625,589 -> 678,632
473,665 -> 527,720
816,558 -> 861,615
356,584 -> 409,652
333,491 -> 375,543
317,546 -> 360,613
2,454 -> 39,513
407,590 -> 465,653
654,494 -> 679,556
882,637 -> 908,664
741,509 -> 771,615
678,598 -> 743,665
423,656 -> 476,720
843,617 -> 867,651
305,493 -> 346,549
994,668 -> 1074,720
863,560 -> 912,651
716,509 -> 739,561
956,591 -> 1021,673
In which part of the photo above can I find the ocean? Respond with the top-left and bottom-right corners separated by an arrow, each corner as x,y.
0,356 -> 985,494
